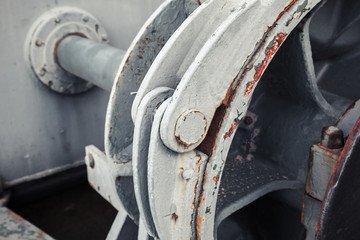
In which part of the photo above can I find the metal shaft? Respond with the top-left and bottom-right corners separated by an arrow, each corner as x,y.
56,35 -> 126,91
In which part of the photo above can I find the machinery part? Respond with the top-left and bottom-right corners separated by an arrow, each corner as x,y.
85,144 -> 139,223
315,120 -> 360,239
174,110 -> 208,147
320,126 -> 344,149
138,1 -> 324,239
0,207 -> 54,240
57,36 -> 126,91
302,96 -> 360,239
132,87 -> 174,237
4,0 -> 359,239
105,0 -> 202,162
147,99 -> 208,239
134,0 -> 324,153
336,99 -> 360,137
1,0 -> 172,192
25,7 -> 108,94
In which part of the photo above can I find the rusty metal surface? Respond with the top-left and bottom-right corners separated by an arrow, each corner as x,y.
0,207 -> 53,240
158,0 -> 322,153
105,0 -> 201,162
316,117 -> 360,240
147,99 -> 208,239
306,143 -> 342,201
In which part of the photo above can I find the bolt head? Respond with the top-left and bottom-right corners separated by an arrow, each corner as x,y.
182,169 -> 194,180
321,126 -> 344,149
175,110 -> 207,146
101,34 -> 108,42
39,68 -> 46,76
82,16 -> 89,22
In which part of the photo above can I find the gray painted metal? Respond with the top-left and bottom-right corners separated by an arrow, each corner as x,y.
0,207 -> 54,240
137,218 -> 152,240
106,208 -> 128,240
57,36 -> 126,92
303,195 -> 322,240
132,87 -> 174,238
134,0 -> 322,238
336,99 -> 360,137
85,144 -> 138,222
105,0 -> 201,162
302,142 -> 341,240
147,99 -> 208,240
132,0 -> 240,128
25,6 -> 108,94
0,0 -> 163,187
160,0 -> 322,153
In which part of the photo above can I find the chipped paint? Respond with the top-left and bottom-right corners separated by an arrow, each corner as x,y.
212,176 -> 218,184
296,0 -> 309,15
224,110 -> 243,139
244,32 -> 287,96
205,206 -> 211,214
212,164 -> 217,170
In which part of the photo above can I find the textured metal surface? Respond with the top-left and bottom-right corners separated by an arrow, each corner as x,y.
159,0 -> 322,153
85,144 -> 139,223
316,117 -> 360,240
106,208 -> 128,240
0,207 -> 53,240
57,36 -> 126,91
147,99 -> 208,239
25,6 -> 108,94
85,145 -> 124,210
132,88 -> 173,237
306,143 -> 341,201
105,0 -> 201,162
0,0 -> 163,186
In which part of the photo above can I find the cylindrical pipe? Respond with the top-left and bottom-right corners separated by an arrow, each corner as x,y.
56,35 -> 126,92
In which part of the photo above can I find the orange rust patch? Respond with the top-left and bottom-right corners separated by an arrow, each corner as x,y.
276,0 -> 298,21
212,176 -> 218,184
224,119 -> 238,139
196,171 -> 207,240
244,32 -> 287,97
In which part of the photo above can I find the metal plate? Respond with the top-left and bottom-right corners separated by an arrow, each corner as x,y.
147,99 -> 208,239
105,0 -> 201,161
132,87 -> 174,237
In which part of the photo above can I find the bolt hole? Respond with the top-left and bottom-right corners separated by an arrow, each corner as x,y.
243,116 -> 253,125
88,154 -> 95,168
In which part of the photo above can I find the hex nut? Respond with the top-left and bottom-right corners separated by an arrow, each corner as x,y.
321,126 -> 344,149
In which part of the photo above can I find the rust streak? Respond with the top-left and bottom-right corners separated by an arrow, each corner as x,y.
315,117 -> 360,235
244,32 -> 287,97
276,0 -> 298,22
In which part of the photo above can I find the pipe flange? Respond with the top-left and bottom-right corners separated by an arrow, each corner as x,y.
25,7 -> 108,94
